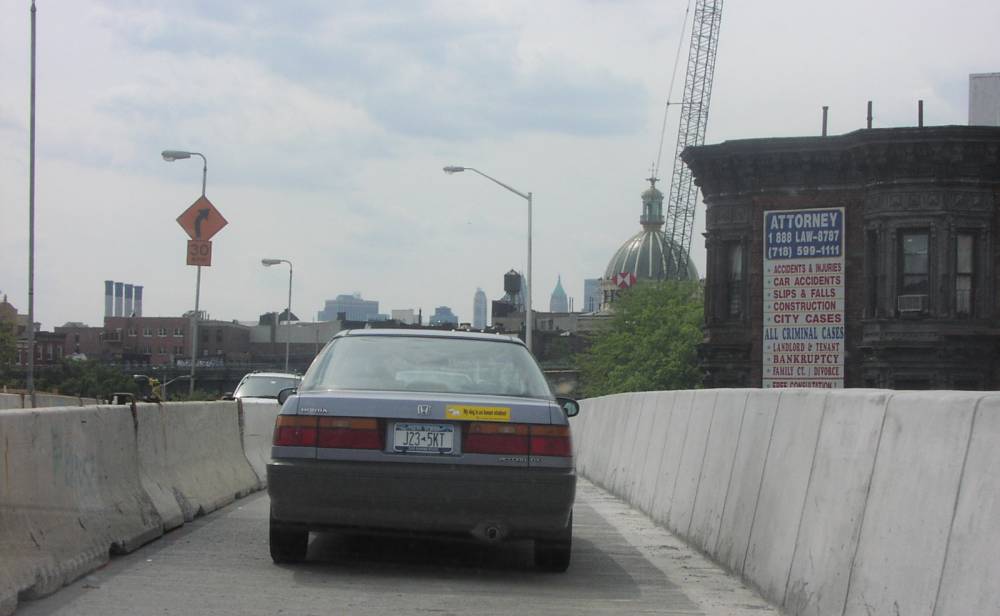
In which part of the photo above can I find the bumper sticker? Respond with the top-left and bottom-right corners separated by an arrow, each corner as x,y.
445,404 -> 511,422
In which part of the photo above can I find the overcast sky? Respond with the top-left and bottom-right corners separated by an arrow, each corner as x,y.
1,0 -> 997,329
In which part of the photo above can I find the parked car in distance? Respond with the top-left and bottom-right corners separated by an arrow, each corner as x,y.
224,371 -> 301,401
267,329 -> 579,571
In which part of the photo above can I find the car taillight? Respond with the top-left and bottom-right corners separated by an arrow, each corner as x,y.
529,425 -> 573,457
273,416 -> 318,447
464,422 -> 573,457
464,422 -> 530,455
317,417 -> 382,450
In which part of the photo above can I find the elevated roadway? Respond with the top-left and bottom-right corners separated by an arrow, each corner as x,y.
5,390 -> 998,615
13,480 -> 773,616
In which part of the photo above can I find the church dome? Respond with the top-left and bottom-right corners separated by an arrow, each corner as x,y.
604,228 -> 698,281
604,177 -> 699,282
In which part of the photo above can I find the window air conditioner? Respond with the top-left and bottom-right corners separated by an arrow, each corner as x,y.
897,294 -> 928,313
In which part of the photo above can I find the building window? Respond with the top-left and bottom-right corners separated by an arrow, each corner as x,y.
157,327 -> 168,337
898,231 -> 929,313
127,328 -> 137,337
216,329 -> 224,343
174,346 -> 184,355
726,242 -> 744,318
158,346 -> 166,354
143,327 -> 152,337
865,230 -> 879,317
956,233 -> 974,317
173,327 -> 184,337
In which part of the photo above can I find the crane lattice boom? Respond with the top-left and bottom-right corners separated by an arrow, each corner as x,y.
664,0 -> 724,262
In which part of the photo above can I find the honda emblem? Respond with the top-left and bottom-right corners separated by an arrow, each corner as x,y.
416,404 -> 430,415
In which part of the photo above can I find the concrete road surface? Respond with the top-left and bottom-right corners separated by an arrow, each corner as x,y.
16,479 -> 776,616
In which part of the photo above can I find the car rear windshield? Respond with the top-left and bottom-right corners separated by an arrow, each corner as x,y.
235,375 -> 301,398
299,335 -> 553,399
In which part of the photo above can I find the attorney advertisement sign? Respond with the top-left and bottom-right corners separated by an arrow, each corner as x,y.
762,207 -> 845,388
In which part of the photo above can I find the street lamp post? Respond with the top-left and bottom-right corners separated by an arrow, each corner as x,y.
262,258 -> 293,371
162,149 -> 207,396
26,1 -> 37,406
443,166 -> 533,353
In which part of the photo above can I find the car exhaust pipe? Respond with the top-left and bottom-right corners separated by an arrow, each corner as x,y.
472,521 -> 507,544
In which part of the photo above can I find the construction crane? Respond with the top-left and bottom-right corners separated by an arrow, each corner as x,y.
661,0 -> 724,264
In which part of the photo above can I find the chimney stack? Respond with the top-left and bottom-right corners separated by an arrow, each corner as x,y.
104,280 -> 113,318
134,285 -> 143,317
124,284 -> 134,317
114,282 -> 124,317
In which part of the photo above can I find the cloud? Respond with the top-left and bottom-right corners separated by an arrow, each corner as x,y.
92,1 -> 647,143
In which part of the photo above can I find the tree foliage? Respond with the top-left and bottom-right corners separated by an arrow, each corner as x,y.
0,360 -> 139,399
0,323 -> 15,368
579,281 -> 703,397
48,360 -> 140,398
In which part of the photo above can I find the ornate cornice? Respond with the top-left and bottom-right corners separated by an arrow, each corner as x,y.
684,126 -> 1000,199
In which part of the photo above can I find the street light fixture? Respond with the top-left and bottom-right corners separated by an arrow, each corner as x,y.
262,258 -> 293,372
161,148 -> 208,396
161,374 -> 190,401
443,165 -> 533,353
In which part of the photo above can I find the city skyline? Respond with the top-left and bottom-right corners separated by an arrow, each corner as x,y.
2,2 -> 997,329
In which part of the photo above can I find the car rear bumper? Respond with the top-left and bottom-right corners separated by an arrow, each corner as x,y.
267,459 -> 575,541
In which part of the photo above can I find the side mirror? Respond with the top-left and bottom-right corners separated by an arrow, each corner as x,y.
556,397 -> 579,418
221,392 -> 235,401
277,387 -> 297,406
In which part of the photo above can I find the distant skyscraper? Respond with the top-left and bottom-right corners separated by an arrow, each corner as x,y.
583,278 -> 601,312
473,288 -> 487,329
970,73 -> 1000,126
549,275 -> 568,312
317,293 -> 379,322
429,306 -> 458,326
391,309 -> 417,324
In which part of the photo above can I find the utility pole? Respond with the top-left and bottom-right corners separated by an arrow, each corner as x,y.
27,0 -> 37,405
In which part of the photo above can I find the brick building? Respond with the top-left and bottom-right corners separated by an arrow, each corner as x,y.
0,295 -> 63,366
55,323 -> 104,359
102,316 -> 250,366
103,316 -> 192,365
684,125 -> 1000,389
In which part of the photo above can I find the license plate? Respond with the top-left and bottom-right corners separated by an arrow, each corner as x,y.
393,423 -> 455,454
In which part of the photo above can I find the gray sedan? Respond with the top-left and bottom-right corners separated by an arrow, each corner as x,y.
266,329 -> 579,571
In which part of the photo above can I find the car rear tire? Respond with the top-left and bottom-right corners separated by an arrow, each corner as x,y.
270,515 -> 308,564
534,512 -> 572,572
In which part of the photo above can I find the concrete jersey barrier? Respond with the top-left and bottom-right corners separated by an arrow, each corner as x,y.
0,406 -> 163,614
0,394 -> 22,410
136,401 -> 259,522
0,400 -> 262,616
0,394 -> 103,410
238,398 -> 282,486
573,388 -> 1000,616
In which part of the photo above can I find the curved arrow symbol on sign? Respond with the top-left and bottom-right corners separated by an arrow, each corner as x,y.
194,209 -> 210,239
